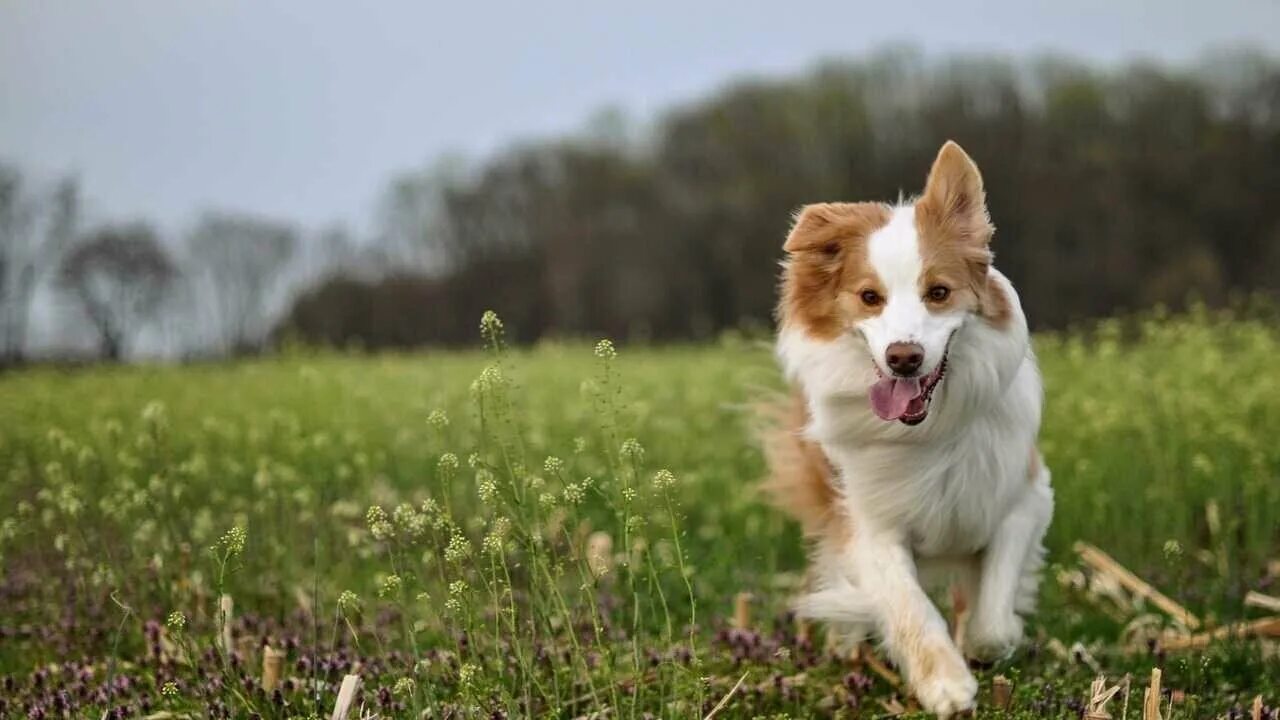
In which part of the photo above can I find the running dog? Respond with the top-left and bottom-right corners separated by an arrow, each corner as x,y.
764,141 -> 1053,716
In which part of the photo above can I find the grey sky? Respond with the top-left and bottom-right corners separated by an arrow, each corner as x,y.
2,1 -> 1276,234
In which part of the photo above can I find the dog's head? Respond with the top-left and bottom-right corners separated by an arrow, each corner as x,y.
779,141 -> 1009,425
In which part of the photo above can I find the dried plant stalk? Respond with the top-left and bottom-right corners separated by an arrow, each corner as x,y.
293,585 -> 315,616
1244,591 -> 1280,614
859,643 -> 901,688
1086,675 -> 1125,719
586,531 -> 614,579
992,675 -> 1013,711
330,674 -> 362,720
702,671 -> 749,720
732,592 -> 753,630
878,697 -> 907,716
1046,637 -> 1072,661
1161,616 -> 1280,652
1072,641 -> 1103,674
218,594 -> 234,660
1075,542 -> 1201,629
1142,668 -> 1162,720
261,645 -> 285,692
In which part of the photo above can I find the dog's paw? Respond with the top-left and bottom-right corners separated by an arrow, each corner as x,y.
913,663 -> 977,718
904,638 -> 977,717
964,612 -> 1024,662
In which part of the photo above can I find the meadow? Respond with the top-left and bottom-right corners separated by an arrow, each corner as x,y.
1,307 -> 1278,718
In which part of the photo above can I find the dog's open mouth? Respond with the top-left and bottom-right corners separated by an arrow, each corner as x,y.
868,354 -> 948,426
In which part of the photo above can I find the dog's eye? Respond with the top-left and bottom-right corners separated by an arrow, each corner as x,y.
860,290 -> 882,307
927,285 -> 950,303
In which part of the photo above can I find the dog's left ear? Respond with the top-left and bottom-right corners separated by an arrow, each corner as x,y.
919,141 -> 1011,325
916,141 -> 994,248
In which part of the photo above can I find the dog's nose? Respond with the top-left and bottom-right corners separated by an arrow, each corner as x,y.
885,342 -> 925,376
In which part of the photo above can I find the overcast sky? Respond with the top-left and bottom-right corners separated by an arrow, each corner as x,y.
2,1 -> 1277,234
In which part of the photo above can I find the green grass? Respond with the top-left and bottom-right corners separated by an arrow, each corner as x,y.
1,307 -> 1278,718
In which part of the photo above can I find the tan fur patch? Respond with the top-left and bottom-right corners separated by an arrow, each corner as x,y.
914,141 -> 1009,329
950,578 -> 972,652
760,389 -> 850,546
915,634 -> 969,685
983,275 -> 1013,328
779,202 -> 892,340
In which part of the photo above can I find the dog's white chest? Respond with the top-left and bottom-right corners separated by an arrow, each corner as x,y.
904,443 -> 1013,556
832,407 -> 1035,557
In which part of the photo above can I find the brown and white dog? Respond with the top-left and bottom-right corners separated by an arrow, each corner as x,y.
765,141 -> 1053,716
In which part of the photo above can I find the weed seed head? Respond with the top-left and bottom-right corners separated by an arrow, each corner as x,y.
594,339 -> 617,360
366,506 -> 395,541
337,590 -> 361,614
377,573 -> 402,598
563,483 -> 584,505
445,532 -> 471,563
543,456 -> 564,476
166,611 -> 186,633
437,453 -> 459,480
217,525 -> 247,556
476,469 -> 498,503
620,438 -> 645,463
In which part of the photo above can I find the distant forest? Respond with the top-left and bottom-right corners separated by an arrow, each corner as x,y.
4,48 -> 1280,359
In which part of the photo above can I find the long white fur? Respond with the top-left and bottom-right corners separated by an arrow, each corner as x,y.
777,204 -> 1054,717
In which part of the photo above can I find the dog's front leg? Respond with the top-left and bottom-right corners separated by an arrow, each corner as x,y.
852,530 -> 976,717
966,472 -> 1054,661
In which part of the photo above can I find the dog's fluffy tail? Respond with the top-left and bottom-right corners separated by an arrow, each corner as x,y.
758,389 -> 845,540
759,389 -> 871,632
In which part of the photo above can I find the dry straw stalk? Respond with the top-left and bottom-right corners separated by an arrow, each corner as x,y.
1084,675 -> 1126,719
732,592 -> 753,630
330,674 -> 362,720
1244,591 -> 1280,614
1142,668 -> 1162,720
218,594 -> 234,661
992,675 -> 1013,711
261,645 -> 285,692
858,643 -> 901,688
1161,616 -> 1280,652
1074,542 -> 1201,629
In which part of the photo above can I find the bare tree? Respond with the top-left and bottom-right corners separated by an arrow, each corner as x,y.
59,223 -> 176,361
302,223 -> 357,283
377,155 -> 468,273
0,164 -> 78,362
186,212 -> 297,354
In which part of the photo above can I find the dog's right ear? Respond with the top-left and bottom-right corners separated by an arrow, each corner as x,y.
783,203 -> 841,254
784,202 -> 891,255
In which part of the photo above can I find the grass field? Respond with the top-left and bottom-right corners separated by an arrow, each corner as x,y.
2,307 -> 1279,718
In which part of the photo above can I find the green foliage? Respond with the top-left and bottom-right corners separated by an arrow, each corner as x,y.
0,307 -> 1278,716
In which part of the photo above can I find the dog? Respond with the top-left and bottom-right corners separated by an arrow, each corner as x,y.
764,141 -> 1053,716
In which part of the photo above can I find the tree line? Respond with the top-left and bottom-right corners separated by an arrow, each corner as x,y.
3,48 -> 1279,361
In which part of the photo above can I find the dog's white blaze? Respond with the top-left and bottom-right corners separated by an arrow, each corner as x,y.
859,205 -> 964,376
866,206 -> 922,293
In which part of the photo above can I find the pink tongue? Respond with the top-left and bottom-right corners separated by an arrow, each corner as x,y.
869,376 -> 922,421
